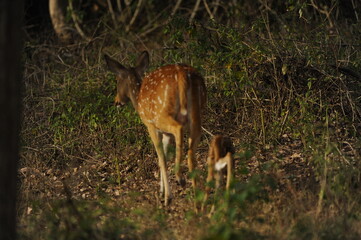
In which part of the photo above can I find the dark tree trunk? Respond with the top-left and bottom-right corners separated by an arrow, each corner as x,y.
49,0 -> 71,42
0,0 -> 24,239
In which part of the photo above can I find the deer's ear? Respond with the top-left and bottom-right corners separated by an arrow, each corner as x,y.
135,51 -> 149,77
104,54 -> 127,76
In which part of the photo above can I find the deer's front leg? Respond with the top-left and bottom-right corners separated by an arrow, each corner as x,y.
147,125 -> 172,206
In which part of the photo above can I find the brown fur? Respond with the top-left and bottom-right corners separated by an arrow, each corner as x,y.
206,135 -> 235,192
105,52 -> 206,206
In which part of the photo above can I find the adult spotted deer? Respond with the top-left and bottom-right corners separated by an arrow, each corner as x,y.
206,135 -> 235,193
104,51 -> 206,206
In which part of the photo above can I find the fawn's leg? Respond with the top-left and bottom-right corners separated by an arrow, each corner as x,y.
202,153 -> 215,212
226,153 -> 233,190
206,154 -> 215,193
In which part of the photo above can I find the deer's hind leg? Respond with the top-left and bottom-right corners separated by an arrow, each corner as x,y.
187,109 -> 202,192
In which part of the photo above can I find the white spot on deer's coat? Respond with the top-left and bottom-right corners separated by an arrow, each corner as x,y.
163,85 -> 169,107
158,96 -> 162,104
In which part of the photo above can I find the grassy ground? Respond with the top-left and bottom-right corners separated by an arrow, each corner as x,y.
19,3 -> 361,239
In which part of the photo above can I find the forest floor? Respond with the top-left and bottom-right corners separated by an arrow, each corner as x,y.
19,128 -> 325,239
18,11 -> 361,238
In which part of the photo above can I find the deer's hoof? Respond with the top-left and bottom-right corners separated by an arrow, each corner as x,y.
164,196 -> 173,206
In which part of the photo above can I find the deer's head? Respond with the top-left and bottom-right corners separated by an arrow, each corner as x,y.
104,51 -> 149,108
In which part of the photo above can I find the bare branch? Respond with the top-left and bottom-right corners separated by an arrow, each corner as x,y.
69,0 -> 90,41
189,0 -> 202,23
107,0 -> 118,28
310,0 -> 335,28
203,0 -> 214,20
351,0 -> 359,21
212,0 -> 220,17
126,0 -> 143,32
116,0 -> 122,12
170,0 -> 183,17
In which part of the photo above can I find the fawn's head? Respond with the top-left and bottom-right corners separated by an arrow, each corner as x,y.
104,51 -> 149,108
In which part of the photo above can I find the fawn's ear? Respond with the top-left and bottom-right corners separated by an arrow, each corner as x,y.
104,54 -> 128,76
135,51 -> 149,77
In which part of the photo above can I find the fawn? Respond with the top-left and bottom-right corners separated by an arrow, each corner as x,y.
206,135 -> 235,194
104,51 -> 207,206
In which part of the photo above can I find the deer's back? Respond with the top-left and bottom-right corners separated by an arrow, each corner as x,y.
137,64 -> 206,128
